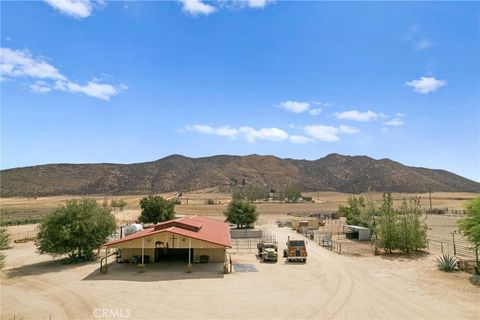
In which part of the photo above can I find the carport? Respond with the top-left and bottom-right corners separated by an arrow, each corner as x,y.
104,216 -> 232,268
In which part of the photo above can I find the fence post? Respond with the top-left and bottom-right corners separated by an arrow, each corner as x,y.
339,243 -> 342,254
441,241 -> 443,254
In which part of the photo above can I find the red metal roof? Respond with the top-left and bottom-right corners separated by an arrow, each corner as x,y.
106,216 -> 232,248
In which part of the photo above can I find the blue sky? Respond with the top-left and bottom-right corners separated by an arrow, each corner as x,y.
1,1 -> 479,181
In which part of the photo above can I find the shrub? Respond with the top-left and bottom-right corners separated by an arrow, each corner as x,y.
436,254 -> 459,272
470,274 -> 480,286
205,198 -> 215,205
0,227 -> 11,270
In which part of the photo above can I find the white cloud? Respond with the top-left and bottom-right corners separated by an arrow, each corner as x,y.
309,108 -> 322,116
239,127 -> 288,143
247,0 -> 274,8
43,0 -> 96,19
188,124 -> 215,134
29,81 -> 52,93
405,76 -> 447,94
1,47 -> 125,100
289,135 -> 313,144
415,38 -> 433,51
280,100 -> 311,113
311,100 -> 332,107
179,0 -> 217,16
54,80 -> 119,101
0,48 -> 66,81
186,124 -> 287,143
383,118 -> 404,127
335,110 -> 378,122
339,125 -> 359,134
395,112 -> 406,117
304,125 -> 340,142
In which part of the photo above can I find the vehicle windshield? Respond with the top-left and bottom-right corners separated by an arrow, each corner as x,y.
289,240 -> 305,246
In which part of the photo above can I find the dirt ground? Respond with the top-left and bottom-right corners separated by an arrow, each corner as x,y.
1,221 -> 479,319
1,192 -> 479,319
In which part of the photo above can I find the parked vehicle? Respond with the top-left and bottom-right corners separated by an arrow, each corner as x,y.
283,237 -> 307,263
257,242 -> 278,262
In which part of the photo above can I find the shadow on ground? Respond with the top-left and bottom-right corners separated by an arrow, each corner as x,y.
5,259 -> 96,278
83,261 -> 225,282
379,251 -> 430,262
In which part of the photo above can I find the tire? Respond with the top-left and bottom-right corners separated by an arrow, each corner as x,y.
303,259 -> 306,263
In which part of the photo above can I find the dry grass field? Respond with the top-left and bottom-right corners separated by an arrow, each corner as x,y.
1,191 -> 476,222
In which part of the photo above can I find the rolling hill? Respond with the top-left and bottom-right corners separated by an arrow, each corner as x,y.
1,153 -> 479,197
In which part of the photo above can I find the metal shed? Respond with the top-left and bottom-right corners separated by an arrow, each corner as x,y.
344,225 -> 372,241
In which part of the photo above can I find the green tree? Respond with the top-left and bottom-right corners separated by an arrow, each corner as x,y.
224,199 -> 258,228
35,199 -> 116,262
138,195 -> 175,224
244,184 -> 269,203
407,197 -> 427,252
375,193 -> 398,253
338,196 -> 367,226
0,227 -> 11,269
284,184 -> 302,203
458,197 -> 480,272
232,187 -> 246,201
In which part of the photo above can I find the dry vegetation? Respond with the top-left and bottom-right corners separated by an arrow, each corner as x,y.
1,191 -> 476,222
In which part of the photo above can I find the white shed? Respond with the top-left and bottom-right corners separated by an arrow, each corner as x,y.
345,225 -> 372,241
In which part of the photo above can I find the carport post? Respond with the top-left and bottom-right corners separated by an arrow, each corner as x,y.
188,238 -> 191,265
142,238 -> 145,264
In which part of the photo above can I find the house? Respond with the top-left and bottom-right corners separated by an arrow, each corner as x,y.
105,216 -> 232,266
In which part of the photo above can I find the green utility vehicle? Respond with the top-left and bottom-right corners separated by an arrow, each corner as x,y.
257,242 -> 278,262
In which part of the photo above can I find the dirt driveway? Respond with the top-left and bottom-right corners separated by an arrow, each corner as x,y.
1,224 -> 479,320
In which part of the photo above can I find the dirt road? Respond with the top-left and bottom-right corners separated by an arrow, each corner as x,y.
1,224 -> 479,320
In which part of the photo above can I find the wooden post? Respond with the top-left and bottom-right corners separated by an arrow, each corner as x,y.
142,238 -> 145,265
441,241 -> 443,254
188,238 -> 191,265
452,232 -> 457,256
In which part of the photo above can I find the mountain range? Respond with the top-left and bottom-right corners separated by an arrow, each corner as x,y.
1,153 -> 479,197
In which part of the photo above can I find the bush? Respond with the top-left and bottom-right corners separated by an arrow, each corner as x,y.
111,198 -> 128,211
205,198 -> 215,205
35,199 -> 116,262
0,227 -> 11,270
436,254 -> 459,272
470,274 -> 480,286
0,217 -> 44,226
